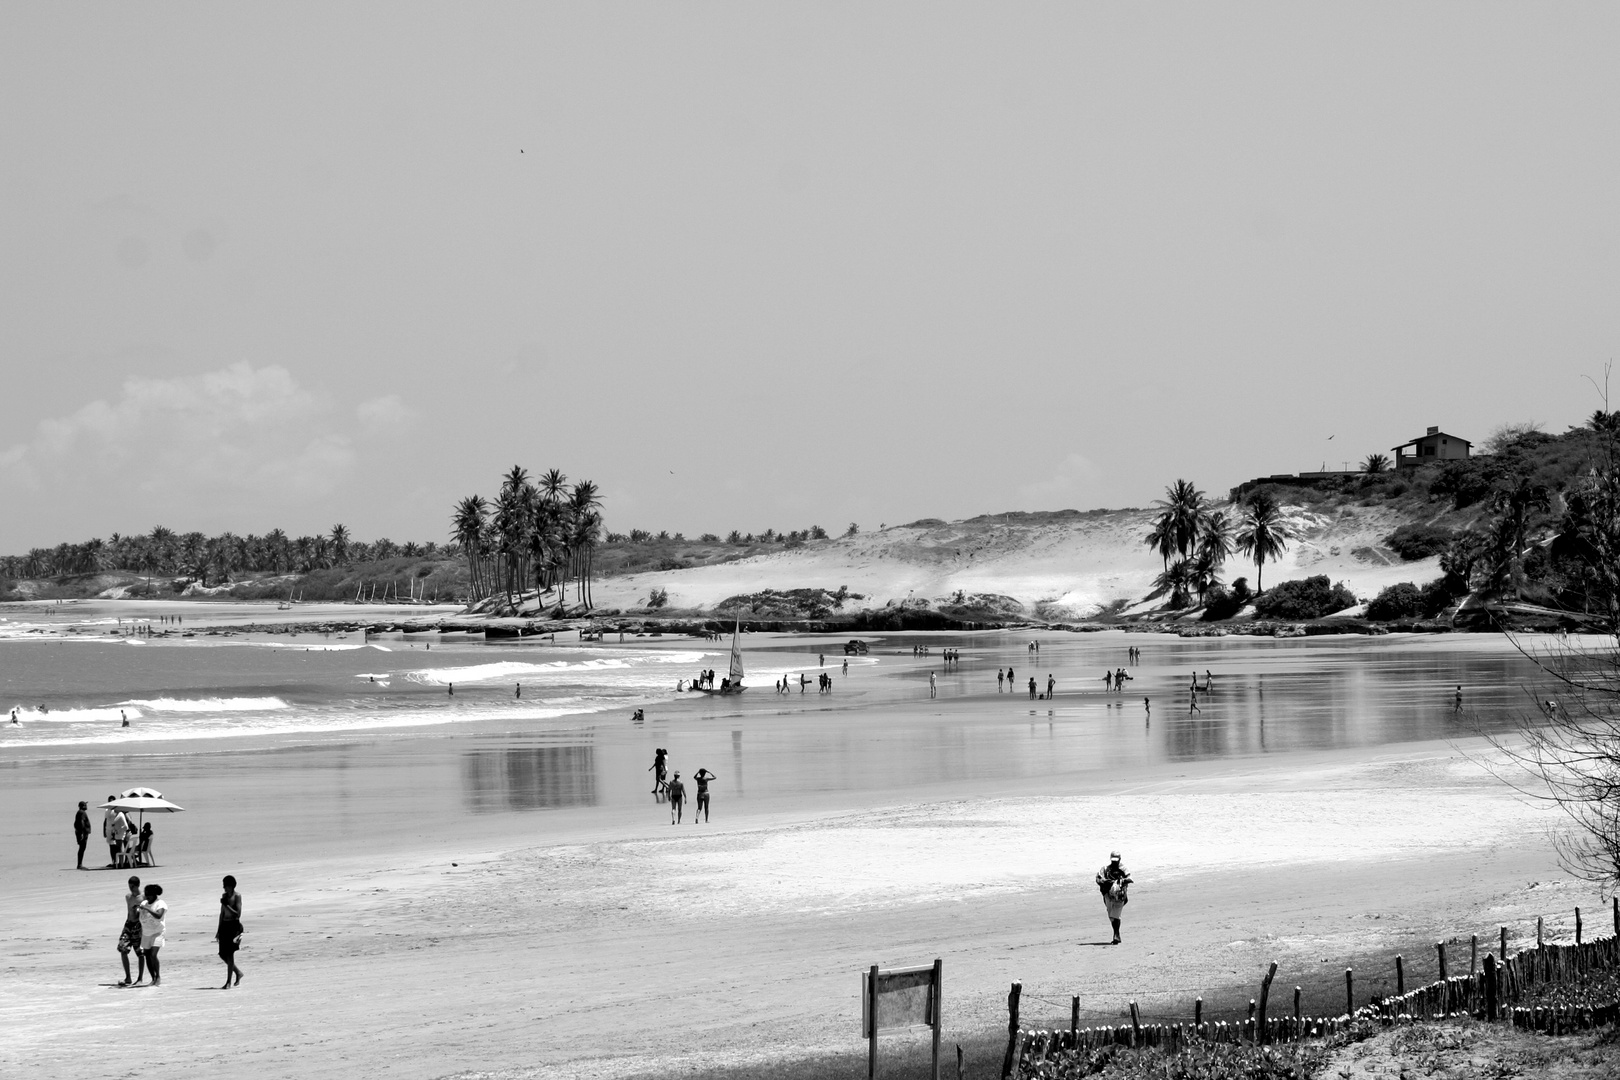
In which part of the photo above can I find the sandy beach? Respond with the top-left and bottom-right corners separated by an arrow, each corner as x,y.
0,623 -> 1592,1079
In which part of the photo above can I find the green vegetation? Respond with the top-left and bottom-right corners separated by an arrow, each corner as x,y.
1144,481 -> 1239,609
451,466 -> 601,612
1384,523 -> 1457,561
1366,580 -> 1454,621
1251,575 -> 1355,620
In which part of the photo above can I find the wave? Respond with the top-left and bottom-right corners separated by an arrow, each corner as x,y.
405,652 -> 707,685
5,705 -> 134,723
115,697 -> 291,713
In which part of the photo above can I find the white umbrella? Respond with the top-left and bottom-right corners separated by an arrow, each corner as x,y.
97,788 -> 184,867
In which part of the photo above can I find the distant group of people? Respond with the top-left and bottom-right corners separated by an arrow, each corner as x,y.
648,749 -> 717,823
777,672 -> 831,694
939,648 -> 960,668
996,666 -> 1016,691
113,873 -> 243,990
1103,668 -> 1133,693
92,798 -> 154,869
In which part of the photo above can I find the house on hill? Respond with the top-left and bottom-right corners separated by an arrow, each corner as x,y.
1392,426 -> 1470,469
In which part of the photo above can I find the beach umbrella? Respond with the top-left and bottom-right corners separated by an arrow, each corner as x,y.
97,789 -> 185,866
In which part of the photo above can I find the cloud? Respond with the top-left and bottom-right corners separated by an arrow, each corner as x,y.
0,364 -> 407,531
356,394 -> 415,429
1017,453 -> 1103,509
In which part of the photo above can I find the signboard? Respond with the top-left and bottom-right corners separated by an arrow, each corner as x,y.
862,959 -> 942,1079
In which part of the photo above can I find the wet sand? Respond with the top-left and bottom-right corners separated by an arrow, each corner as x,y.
0,631 -> 1593,1079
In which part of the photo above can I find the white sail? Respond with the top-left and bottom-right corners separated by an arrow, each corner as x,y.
727,621 -> 744,682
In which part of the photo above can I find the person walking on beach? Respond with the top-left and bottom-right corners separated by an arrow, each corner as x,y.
692,767 -> 716,822
929,671 -> 936,699
216,875 -> 244,989
1103,670 -> 1113,692
997,668 -> 1005,691
74,801 -> 92,869
842,657 -> 848,676
1454,685 -> 1463,710
667,772 -> 686,824
648,748 -> 668,795
117,875 -> 144,985
137,884 -> 167,985
1095,851 -> 1132,944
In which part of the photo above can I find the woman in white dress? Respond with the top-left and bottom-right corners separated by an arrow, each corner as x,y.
137,884 -> 168,986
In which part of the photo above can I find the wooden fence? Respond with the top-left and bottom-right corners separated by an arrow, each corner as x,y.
1005,900 -> 1620,1079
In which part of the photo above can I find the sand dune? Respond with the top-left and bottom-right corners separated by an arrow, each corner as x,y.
592,504 -> 1443,619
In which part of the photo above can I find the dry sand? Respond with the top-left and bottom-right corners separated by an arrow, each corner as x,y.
0,684 -> 1585,1080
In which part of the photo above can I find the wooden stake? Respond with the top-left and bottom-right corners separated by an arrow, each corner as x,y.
1471,934 -> 1478,977
1538,916 -> 1544,948
1000,982 -> 1020,1080
870,965 -> 880,1080
1257,962 -> 1277,1045
1437,941 -> 1448,982
1194,997 -> 1202,1028
1130,1001 -> 1141,1046
931,958 -> 943,1080
1613,896 -> 1618,937
957,1044 -> 964,1080
1484,953 -> 1498,1022
1345,968 -> 1354,1019
1396,955 -> 1404,996
1501,926 -> 1509,966
1576,907 -> 1583,945
1071,996 -> 1080,1036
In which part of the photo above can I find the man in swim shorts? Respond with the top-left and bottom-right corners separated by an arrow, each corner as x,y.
667,771 -> 686,824
692,768 -> 716,823
117,875 -> 144,985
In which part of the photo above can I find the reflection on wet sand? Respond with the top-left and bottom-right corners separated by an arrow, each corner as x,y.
462,744 -> 599,811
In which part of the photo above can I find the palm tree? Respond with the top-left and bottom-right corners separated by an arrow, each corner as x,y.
570,480 -> 602,608
1235,491 -> 1291,595
1153,560 -> 1194,609
451,496 -> 490,600
1363,453 -> 1391,474
1191,511 -> 1234,605
329,524 -> 351,567
1145,480 -> 1207,570
1490,476 -> 1552,599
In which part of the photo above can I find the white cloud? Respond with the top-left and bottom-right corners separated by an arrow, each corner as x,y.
356,394 -> 416,429
0,364 -> 411,535
1017,453 -> 1103,509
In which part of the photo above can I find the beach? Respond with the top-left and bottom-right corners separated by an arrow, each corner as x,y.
0,614 -> 1587,1079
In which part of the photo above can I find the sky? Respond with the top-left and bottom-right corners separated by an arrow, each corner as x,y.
3,4 -> 1619,551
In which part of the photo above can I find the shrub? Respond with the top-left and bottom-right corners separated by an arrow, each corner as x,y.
698,533 -> 719,543
1385,523 -> 1455,561
646,587 -> 668,609
1253,575 -> 1356,620
1367,582 -> 1425,621
1202,585 -> 1243,621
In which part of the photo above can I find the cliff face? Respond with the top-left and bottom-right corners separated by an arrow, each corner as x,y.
589,503 -> 1448,619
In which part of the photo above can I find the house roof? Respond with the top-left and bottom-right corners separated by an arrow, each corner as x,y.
1391,430 -> 1471,451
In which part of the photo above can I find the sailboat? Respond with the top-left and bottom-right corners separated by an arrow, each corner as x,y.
694,621 -> 746,695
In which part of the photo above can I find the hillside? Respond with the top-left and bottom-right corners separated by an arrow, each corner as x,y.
586,502 -> 1456,621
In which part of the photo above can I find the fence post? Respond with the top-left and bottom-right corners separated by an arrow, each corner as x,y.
1576,907 -> 1582,945
1000,981 -> 1021,1080
1396,955 -> 1404,996
1130,1001 -> 1141,1047
1437,941 -> 1448,983
870,965 -> 881,1080
1501,926 -> 1509,967
1538,916 -> 1544,949
1071,996 -> 1079,1037
1471,934 -> 1478,977
1257,962 -> 1277,1045
1294,986 -> 1302,1041
1613,896 -> 1618,937
1194,997 -> 1202,1031
1485,953 -> 1498,1022
1345,968 -> 1354,1019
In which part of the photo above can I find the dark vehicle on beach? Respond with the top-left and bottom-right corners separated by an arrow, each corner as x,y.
843,639 -> 869,655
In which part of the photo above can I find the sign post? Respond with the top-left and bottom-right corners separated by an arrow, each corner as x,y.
862,958 -> 943,1080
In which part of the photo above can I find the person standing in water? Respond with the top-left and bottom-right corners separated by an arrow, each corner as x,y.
929,671 -> 936,699
74,801 -> 92,869
692,768 -> 716,822
1046,674 -> 1055,699
216,875 -> 244,988
667,771 -> 686,824
1095,851 -> 1133,944
997,668 -> 1005,691
1028,676 -> 1037,699
117,875 -> 144,985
